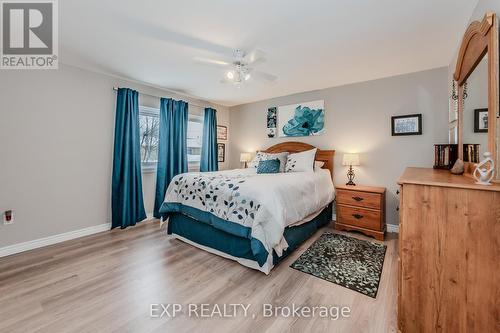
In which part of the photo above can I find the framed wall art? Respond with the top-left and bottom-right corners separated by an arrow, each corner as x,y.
217,143 -> 225,162
277,100 -> 325,137
391,114 -> 422,136
217,125 -> 228,141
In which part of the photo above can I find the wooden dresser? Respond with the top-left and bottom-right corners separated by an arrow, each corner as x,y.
398,167 -> 500,332
335,184 -> 386,240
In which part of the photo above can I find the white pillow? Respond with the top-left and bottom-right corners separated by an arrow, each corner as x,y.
314,161 -> 325,170
285,148 -> 317,172
249,151 -> 289,172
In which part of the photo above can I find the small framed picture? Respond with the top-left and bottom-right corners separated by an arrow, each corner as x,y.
474,108 -> 488,133
217,143 -> 225,162
391,114 -> 422,136
267,107 -> 277,138
217,125 -> 228,141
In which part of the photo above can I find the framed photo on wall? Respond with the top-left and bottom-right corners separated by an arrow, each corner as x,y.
474,108 -> 488,133
391,114 -> 422,136
267,107 -> 277,138
217,125 -> 228,141
217,143 -> 225,162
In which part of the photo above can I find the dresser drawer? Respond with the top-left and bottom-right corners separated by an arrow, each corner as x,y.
337,189 -> 382,210
337,205 -> 381,230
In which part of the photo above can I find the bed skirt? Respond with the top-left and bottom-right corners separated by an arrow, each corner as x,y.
165,203 -> 332,274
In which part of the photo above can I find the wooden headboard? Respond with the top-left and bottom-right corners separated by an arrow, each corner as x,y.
263,142 -> 335,176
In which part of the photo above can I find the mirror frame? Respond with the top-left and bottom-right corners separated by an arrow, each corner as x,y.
454,12 -> 499,180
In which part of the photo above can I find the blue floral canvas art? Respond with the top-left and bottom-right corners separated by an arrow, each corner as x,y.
277,100 -> 325,137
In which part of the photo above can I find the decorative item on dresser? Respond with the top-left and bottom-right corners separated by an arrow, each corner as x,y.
342,153 -> 360,186
397,167 -> 500,332
473,151 -> 495,185
335,184 -> 386,241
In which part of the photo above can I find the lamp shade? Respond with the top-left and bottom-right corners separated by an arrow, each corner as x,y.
342,153 -> 360,166
240,152 -> 252,162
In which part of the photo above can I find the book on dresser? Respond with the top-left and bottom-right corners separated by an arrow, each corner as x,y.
463,143 -> 480,163
433,144 -> 458,169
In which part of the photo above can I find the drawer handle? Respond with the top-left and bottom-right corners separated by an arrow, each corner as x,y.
352,214 -> 364,219
352,196 -> 364,202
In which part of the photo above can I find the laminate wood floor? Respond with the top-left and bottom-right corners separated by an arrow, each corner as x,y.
0,220 -> 398,333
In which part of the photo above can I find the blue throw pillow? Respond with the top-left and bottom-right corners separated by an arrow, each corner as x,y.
257,159 -> 281,174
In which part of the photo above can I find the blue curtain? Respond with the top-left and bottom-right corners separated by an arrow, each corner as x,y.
111,88 -> 146,229
200,107 -> 218,172
154,98 -> 189,218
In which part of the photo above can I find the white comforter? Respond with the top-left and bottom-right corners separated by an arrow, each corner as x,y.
163,168 -> 334,258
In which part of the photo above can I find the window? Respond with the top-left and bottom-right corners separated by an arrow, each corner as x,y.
139,106 -> 204,172
139,106 -> 160,171
187,114 -> 204,171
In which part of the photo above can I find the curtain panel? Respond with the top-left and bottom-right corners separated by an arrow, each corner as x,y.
153,98 -> 189,218
111,88 -> 147,229
200,107 -> 218,172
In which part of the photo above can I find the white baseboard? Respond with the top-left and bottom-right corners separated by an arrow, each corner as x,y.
387,224 -> 399,233
0,223 -> 111,258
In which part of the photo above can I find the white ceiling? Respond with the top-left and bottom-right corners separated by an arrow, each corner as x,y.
60,0 -> 477,106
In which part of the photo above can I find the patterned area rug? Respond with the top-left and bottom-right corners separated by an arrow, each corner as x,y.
290,232 -> 387,298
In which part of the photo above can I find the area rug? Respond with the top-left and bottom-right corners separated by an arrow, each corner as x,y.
290,232 -> 387,298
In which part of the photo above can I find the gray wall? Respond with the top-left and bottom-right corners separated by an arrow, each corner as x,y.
0,64 -> 229,248
229,67 -> 449,226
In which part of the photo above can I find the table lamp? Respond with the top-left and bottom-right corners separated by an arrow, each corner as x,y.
342,153 -> 360,186
240,152 -> 251,168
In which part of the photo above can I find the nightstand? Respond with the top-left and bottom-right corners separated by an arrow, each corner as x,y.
335,184 -> 386,240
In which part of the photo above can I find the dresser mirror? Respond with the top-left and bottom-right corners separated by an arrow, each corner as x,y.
462,55 -> 489,161
454,12 -> 499,180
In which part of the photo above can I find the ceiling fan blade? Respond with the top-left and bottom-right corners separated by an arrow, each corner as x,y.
193,57 -> 232,67
243,49 -> 266,65
252,70 -> 277,82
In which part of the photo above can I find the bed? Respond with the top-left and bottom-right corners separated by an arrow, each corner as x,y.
159,142 -> 335,274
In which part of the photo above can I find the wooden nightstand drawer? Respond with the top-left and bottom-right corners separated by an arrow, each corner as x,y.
337,205 -> 381,230
337,188 -> 382,210
335,184 -> 386,240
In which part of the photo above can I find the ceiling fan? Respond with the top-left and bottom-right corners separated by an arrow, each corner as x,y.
194,49 -> 277,86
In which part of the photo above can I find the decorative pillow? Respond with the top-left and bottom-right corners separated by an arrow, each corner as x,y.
285,148 -> 318,172
249,151 -> 289,172
257,159 -> 281,174
314,161 -> 325,170
248,152 -> 266,169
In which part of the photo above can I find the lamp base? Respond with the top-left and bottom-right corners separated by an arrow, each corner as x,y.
346,165 -> 356,186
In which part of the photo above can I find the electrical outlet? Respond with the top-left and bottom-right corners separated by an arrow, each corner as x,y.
3,210 -> 14,225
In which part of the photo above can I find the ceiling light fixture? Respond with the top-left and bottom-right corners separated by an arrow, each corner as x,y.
226,71 -> 234,80
244,73 -> 251,81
